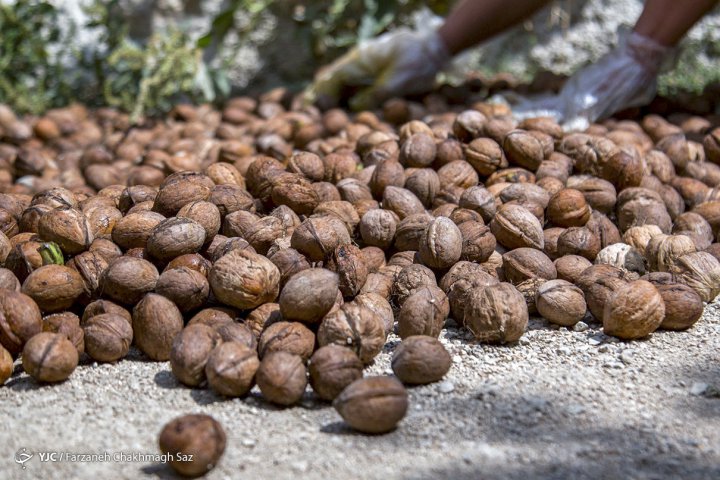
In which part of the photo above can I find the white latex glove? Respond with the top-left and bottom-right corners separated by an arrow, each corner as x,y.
512,31 -> 676,129
305,28 -> 451,111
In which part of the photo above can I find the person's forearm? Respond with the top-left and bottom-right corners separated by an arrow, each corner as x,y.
633,0 -> 718,46
438,0 -> 553,55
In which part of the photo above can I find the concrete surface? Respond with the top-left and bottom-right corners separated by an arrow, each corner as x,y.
1,300 -> 718,480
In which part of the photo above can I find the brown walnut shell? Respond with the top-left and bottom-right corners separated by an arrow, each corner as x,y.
397,285 -> 449,339
22,332 -> 78,383
209,249 -> 280,310
535,279 -> 587,327
317,303 -> 386,364
158,414 -> 226,478
205,341 -> 260,397
0,289 -> 44,356
279,268 -> 339,324
132,293 -> 184,361
308,344 -> 364,401
391,335 -> 451,385
22,265 -> 85,313
490,204 -> 544,250
256,351 -> 308,406
170,324 -> 222,387
464,283 -> 528,344
333,376 -> 409,434
603,280 -> 665,340
257,321 -> 315,361
504,244 -> 556,280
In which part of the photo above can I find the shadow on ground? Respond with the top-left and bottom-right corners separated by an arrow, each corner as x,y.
395,353 -> 720,480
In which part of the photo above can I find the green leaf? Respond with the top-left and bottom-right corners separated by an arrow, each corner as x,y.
195,62 -> 216,101
214,69 -> 231,98
197,33 -> 213,48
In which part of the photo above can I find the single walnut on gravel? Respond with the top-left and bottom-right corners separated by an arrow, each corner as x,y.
392,336 -> 451,385
309,345 -> 364,402
397,286 -> 449,339
642,273 -> 704,331
464,283 -> 528,344
535,279 -> 587,327
159,414 -> 226,478
603,280 -> 665,340
333,376 -> 409,434
256,351 -> 308,406
22,332 -> 78,383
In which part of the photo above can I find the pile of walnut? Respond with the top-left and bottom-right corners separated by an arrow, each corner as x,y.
2,90 -> 720,447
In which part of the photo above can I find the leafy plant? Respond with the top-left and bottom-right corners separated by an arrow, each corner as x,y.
103,30 -> 201,122
83,0 -> 203,122
0,1 -> 73,113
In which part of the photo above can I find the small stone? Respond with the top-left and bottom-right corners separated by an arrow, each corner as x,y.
603,361 -> 623,369
437,381 -> 455,393
241,439 -> 256,448
291,461 -> 309,473
518,337 -> 531,346
690,382 -> 709,396
588,336 -> 602,346
704,386 -> 720,398
573,321 -> 589,332
620,350 -> 634,365
452,355 -> 462,363
567,404 -> 585,415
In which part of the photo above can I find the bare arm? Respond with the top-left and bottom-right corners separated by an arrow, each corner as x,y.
438,0 -> 553,55
633,0 -> 718,46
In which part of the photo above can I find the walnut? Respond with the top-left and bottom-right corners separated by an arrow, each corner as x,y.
603,280 -> 665,340
464,283 -> 528,344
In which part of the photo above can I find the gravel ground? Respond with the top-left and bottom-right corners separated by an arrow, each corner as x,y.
1,300 -> 719,480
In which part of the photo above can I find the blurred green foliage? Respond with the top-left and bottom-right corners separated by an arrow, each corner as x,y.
1,0 -> 449,118
0,0 -> 203,120
0,1 -> 72,114
657,26 -> 720,97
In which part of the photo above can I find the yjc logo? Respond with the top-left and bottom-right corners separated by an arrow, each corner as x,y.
15,448 -> 33,469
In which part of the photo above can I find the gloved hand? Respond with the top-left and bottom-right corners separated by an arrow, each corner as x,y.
305,28 -> 451,111
512,31 -> 676,128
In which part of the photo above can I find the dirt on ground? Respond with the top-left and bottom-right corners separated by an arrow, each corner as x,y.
1,299 -> 719,480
